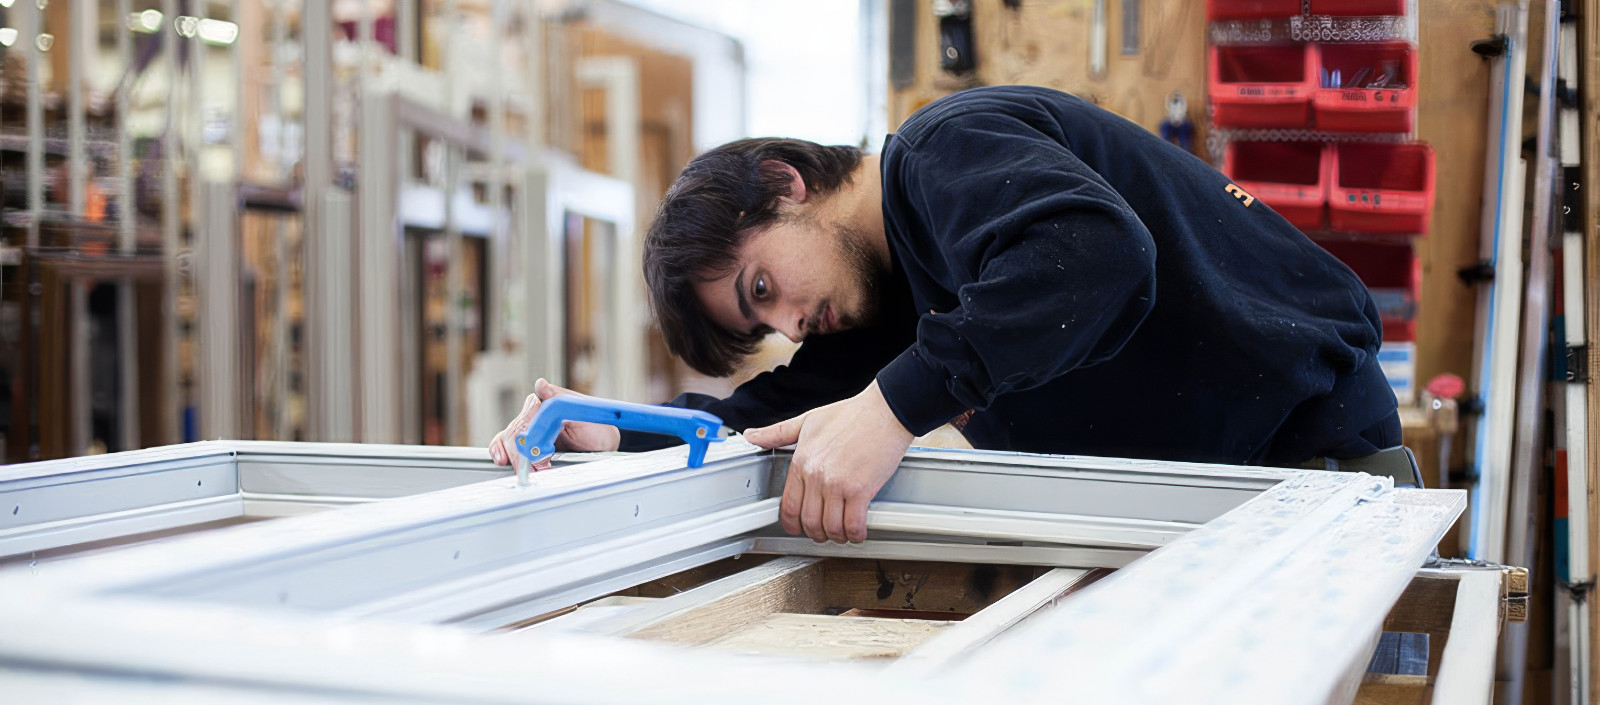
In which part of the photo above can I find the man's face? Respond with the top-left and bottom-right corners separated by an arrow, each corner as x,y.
693,216 -> 881,344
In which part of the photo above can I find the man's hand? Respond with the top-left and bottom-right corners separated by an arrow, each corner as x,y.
744,381 -> 913,544
488,379 -> 622,467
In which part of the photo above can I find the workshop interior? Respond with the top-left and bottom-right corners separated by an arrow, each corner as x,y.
0,0 -> 1597,703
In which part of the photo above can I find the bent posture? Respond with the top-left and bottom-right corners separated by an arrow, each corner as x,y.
492,86 -> 1398,545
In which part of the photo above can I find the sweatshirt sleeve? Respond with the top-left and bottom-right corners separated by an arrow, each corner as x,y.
876,109 -> 1158,435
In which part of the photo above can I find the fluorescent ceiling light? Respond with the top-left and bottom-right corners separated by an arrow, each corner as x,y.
129,9 -> 162,33
197,18 -> 238,45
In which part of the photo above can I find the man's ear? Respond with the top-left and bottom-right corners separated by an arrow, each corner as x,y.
760,160 -> 808,204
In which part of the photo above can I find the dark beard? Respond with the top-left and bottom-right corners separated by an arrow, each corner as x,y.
834,222 -> 883,330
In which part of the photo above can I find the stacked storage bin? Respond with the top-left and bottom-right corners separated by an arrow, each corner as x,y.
1209,0 -> 1431,404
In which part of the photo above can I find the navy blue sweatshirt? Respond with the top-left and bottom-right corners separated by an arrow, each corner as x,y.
625,86 -> 1398,466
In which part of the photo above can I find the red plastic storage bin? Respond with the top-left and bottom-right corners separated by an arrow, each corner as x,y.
1207,0 -> 1303,21
1314,238 -> 1419,341
1326,142 -> 1435,236
1313,42 -> 1418,133
1209,45 -> 1319,129
1308,0 -> 1407,16
1223,141 -> 1328,230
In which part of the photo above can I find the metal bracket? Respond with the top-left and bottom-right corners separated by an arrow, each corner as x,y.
1501,565 -> 1530,623
1472,33 -> 1509,59
1433,560 -> 1529,622
934,0 -> 976,74
1568,345 -> 1589,382
1457,261 -> 1496,286
1565,580 -> 1593,602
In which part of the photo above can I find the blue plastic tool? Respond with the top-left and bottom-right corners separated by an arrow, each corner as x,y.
513,395 -> 730,471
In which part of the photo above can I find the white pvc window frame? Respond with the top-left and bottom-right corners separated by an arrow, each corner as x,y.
0,441 -> 1464,704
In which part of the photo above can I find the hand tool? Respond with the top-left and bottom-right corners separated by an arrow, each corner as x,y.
512,395 -> 731,486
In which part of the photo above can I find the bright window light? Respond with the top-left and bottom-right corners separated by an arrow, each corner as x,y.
0,28 -> 15,47
197,18 -> 238,45
0,1 -> 13,9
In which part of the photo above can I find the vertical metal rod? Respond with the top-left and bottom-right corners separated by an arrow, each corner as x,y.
397,129 -> 417,446
119,0 -> 135,251
269,0 -> 290,440
270,0 -> 286,182
274,217 -> 290,439
356,0 -> 373,441
69,282 -> 89,454
395,44 -> 416,443
1510,0 -> 1564,583
394,0 -> 416,444
1500,3 -> 1562,700
67,0 -> 87,220
444,0 -> 457,103
116,276 -> 139,450
230,0 -> 244,434
441,0 -> 461,445
1471,0 -> 1531,563
523,0 -> 544,152
359,0 -> 374,62
444,146 -> 462,446
161,0 -> 181,443
398,0 -> 417,62
576,57 -> 640,400
117,0 -> 140,452
488,0 -> 506,353
1557,13 -> 1592,705
356,47 -> 398,442
518,0 -> 545,395
186,0 -> 208,439
303,0 -> 335,441
319,189 -> 355,441
24,0 -> 42,249
232,0 -> 243,184
189,4 -> 207,223
198,181 -> 237,440
395,1 -> 415,421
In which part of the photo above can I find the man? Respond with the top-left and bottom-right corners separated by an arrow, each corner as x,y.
490,85 -> 1399,546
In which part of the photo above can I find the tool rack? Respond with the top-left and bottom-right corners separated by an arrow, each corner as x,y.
1207,0 -> 1433,405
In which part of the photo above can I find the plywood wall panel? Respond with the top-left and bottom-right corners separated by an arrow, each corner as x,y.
889,0 -> 1208,141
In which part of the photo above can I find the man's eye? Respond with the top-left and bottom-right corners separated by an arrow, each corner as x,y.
753,276 -> 769,299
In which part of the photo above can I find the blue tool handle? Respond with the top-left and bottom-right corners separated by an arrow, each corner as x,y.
513,395 -> 728,468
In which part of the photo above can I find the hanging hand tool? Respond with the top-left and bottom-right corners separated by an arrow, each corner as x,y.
512,396 -> 731,486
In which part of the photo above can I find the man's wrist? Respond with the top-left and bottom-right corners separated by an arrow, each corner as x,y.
862,381 -> 916,440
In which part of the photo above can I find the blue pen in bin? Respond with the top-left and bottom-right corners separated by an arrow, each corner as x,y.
513,395 -> 731,482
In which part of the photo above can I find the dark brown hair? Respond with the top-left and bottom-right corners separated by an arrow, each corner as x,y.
644,138 -> 863,377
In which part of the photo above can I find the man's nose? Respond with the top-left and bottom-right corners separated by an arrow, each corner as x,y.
767,305 -> 807,343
